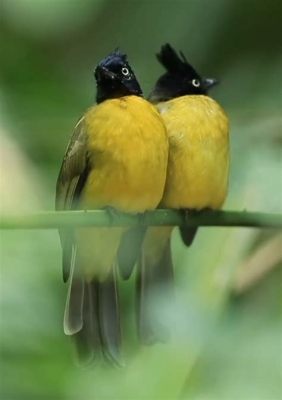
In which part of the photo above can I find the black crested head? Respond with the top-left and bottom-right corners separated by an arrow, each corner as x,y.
149,43 -> 218,102
94,49 -> 143,103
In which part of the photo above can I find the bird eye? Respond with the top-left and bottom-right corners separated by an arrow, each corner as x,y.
192,79 -> 200,87
121,67 -> 130,76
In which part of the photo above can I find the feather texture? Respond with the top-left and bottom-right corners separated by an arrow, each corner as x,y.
157,43 -> 200,78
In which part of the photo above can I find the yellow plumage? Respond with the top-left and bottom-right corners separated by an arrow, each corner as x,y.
137,94 -> 229,345
76,95 -> 168,280
82,95 -> 168,212
136,44 -> 230,345
142,95 -> 229,271
56,50 -> 169,363
158,95 -> 229,209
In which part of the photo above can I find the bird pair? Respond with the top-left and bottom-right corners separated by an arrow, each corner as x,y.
55,44 -> 230,365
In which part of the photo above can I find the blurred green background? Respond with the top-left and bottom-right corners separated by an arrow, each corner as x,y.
0,0 -> 282,399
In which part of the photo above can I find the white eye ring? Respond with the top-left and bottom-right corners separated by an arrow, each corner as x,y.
192,79 -> 200,87
121,67 -> 130,76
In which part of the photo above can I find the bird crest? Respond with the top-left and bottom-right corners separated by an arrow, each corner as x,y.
157,43 -> 200,78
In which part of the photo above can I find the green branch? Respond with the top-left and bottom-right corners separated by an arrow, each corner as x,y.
0,209 -> 281,230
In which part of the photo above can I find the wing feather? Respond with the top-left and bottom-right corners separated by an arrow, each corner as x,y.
55,118 -> 89,282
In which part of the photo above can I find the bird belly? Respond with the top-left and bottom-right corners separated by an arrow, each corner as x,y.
163,144 -> 229,209
75,96 -> 168,279
81,159 -> 164,212
159,95 -> 229,210
82,96 -> 168,213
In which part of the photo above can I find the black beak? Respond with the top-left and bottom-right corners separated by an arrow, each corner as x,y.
95,65 -> 116,82
203,77 -> 219,90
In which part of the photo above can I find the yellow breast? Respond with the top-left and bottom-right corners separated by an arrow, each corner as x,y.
81,95 -> 168,212
158,95 -> 229,209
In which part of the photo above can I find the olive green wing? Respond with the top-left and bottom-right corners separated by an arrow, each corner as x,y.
56,117 -> 88,211
55,116 -> 122,365
55,117 -> 89,282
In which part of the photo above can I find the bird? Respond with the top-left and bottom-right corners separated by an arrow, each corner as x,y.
55,49 -> 168,364
136,43 -> 230,344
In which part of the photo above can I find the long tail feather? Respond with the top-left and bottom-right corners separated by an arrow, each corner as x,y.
64,247 -> 122,364
118,226 -> 147,280
59,229 -> 73,283
136,238 -> 174,345
73,281 -> 101,365
64,247 -> 84,335
98,265 -> 122,365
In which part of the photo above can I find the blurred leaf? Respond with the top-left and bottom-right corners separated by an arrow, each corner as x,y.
1,0 -> 282,398
1,0 -> 105,38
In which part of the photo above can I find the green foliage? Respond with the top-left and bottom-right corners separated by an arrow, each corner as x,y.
0,1 -> 281,399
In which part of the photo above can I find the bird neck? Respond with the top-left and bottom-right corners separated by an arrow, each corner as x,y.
96,83 -> 141,104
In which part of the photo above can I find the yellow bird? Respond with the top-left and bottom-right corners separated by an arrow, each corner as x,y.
55,50 -> 168,363
137,44 -> 230,343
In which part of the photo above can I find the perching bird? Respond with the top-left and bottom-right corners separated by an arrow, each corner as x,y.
136,43 -> 230,344
55,49 -> 168,364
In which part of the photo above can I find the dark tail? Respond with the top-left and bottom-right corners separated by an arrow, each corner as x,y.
64,257 -> 121,365
118,226 -> 147,280
179,226 -> 198,246
59,229 -> 73,283
72,281 -> 100,364
64,249 -> 84,335
180,208 -> 213,246
136,236 -> 174,345
98,265 -> 122,365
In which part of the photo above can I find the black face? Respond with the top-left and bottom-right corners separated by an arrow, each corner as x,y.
94,50 -> 143,103
149,44 -> 218,102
